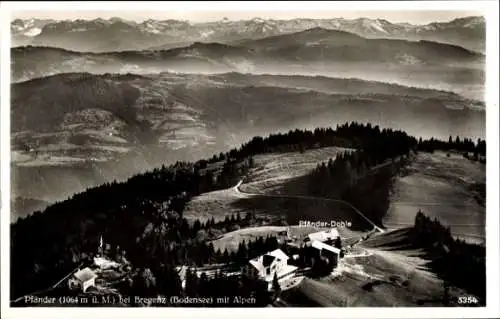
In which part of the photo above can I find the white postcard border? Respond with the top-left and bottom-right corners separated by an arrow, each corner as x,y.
1,1 -> 498,318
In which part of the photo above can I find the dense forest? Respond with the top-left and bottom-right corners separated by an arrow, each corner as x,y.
411,211 -> 486,304
116,231 -> 285,307
10,121 -> 486,303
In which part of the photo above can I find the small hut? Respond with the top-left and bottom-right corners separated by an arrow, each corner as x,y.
68,267 -> 97,292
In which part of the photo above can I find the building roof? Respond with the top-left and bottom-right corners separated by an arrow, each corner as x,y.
311,240 -> 341,254
263,264 -> 298,282
248,249 -> 289,273
327,228 -> 340,238
307,228 -> 340,242
249,259 -> 265,273
262,254 -> 276,267
73,267 -> 97,282
175,266 -> 188,281
94,257 -> 120,269
267,249 -> 289,261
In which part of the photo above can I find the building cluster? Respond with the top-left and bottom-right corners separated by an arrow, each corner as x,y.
244,248 -> 298,291
243,227 -> 343,290
175,227 -> 344,292
69,229 -> 344,294
67,236 -> 126,293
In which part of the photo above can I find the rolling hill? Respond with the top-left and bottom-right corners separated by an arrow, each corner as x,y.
10,72 -> 485,214
11,28 -> 484,100
383,151 -> 485,244
237,27 -> 479,62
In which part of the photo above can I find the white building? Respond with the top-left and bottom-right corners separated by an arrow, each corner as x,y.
245,249 -> 298,290
68,267 -> 97,292
311,240 -> 341,255
305,228 -> 340,243
310,240 -> 341,268
93,256 -> 120,270
175,265 -> 188,290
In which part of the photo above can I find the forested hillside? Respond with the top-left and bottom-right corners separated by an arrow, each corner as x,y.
11,122 -> 485,301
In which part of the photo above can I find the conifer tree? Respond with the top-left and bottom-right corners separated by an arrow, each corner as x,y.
272,272 -> 281,294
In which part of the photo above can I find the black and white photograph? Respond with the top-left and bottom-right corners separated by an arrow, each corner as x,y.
1,1 -> 499,318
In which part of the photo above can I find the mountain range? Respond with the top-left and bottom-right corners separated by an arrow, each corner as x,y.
11,27 -> 485,100
11,16 -> 485,53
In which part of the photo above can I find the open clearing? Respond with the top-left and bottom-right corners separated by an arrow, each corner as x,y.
183,186 -> 251,223
384,151 -> 485,244
184,182 -> 374,231
184,147 -> 359,226
240,146 -> 352,195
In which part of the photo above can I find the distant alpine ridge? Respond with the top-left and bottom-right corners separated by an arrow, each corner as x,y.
11,16 -> 485,53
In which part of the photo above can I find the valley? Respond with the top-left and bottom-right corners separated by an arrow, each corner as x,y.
10,72 -> 485,217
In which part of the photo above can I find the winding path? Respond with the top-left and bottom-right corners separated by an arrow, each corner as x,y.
232,156 -> 406,234
233,180 -> 385,233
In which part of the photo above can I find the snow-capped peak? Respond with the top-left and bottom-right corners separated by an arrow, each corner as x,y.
463,17 -> 484,28
144,21 -> 161,34
24,27 -> 42,37
11,19 -> 44,37
357,18 -> 388,34
370,19 -> 389,34
250,17 -> 266,23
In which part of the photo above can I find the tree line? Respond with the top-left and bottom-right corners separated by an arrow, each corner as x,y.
412,211 -> 486,304
117,232 -> 286,306
417,136 -> 486,163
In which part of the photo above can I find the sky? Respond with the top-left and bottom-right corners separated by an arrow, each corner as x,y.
12,10 -> 481,25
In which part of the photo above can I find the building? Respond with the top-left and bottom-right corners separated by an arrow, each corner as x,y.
175,265 -> 188,290
68,267 -> 98,292
277,227 -> 292,244
97,235 -> 112,256
311,240 -> 341,256
244,249 -> 298,291
93,256 -> 120,270
304,228 -> 340,245
310,240 -> 341,268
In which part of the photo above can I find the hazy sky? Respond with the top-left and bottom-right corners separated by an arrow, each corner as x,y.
12,10 -> 481,25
